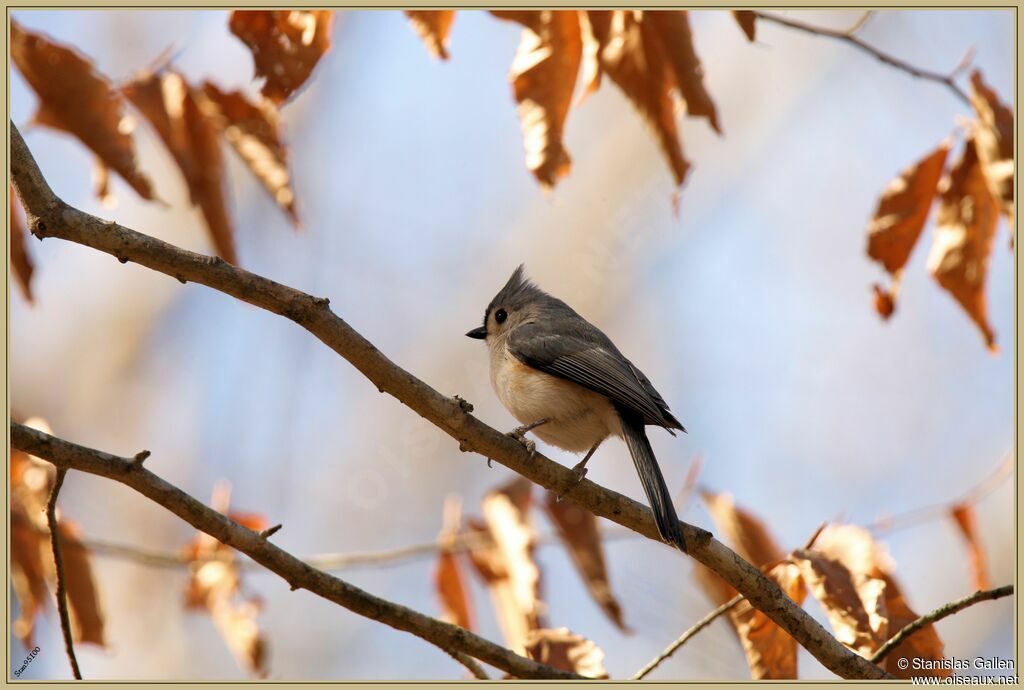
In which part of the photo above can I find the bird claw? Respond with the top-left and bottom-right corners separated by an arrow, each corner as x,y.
556,464 -> 588,502
506,428 -> 536,458
507,419 -> 549,459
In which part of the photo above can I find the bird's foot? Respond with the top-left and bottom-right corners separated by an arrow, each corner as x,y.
506,417 -> 550,459
556,462 -> 589,502
505,432 -> 536,458
571,461 -> 589,482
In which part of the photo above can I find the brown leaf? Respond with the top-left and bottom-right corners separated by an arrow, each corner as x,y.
405,10 -> 456,60
543,491 -> 627,631
10,431 -> 105,648
791,549 -> 884,656
523,627 -> 608,679
467,477 -> 542,653
200,82 -> 299,225
10,186 -> 34,303
693,560 -> 737,607
436,552 -> 474,631
124,71 -> 236,264
865,140 -> 950,319
93,160 -> 115,209
647,11 -> 721,134
183,484 -> 269,677
700,490 -> 784,568
496,10 -> 583,189
812,524 -> 949,678
57,520 -> 106,646
729,561 -> 806,679
692,491 -> 758,635
229,10 -> 334,105
950,503 -> 991,591
9,20 -> 155,201
11,427 -> 57,647
969,70 -> 1014,222
587,10 -> 690,186
213,593 -> 267,678
810,524 -> 880,580
927,137 -> 1000,351
866,142 -> 950,277
880,573 -> 949,679
228,511 -> 270,533
872,283 -> 896,320
434,496 -> 475,630
695,492 -> 803,678
676,455 -> 703,512
732,10 -> 757,41
578,12 -> 602,98
10,505 -> 48,647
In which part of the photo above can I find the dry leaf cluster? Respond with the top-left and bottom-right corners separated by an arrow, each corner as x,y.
10,418 -> 105,650
404,10 -> 746,189
866,70 -> 1013,351
10,17 -> 303,283
10,11 -> 1012,358
696,489 -> 995,679
10,424 -> 270,677
181,483 -> 268,677
8,419 -> 1001,680
432,477 -> 614,678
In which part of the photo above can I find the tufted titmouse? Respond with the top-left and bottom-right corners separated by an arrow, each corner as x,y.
466,265 -> 687,552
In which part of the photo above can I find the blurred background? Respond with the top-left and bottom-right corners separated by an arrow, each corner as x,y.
9,8 -> 1014,681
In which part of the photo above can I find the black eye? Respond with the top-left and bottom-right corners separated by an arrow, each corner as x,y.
495,309 -> 508,324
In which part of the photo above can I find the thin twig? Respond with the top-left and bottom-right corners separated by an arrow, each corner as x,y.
803,522 -> 828,550
633,519 -> 837,679
870,452 -> 1012,534
632,593 -> 744,680
259,524 -> 283,539
870,585 -> 1014,664
844,10 -> 874,35
753,10 -> 971,104
79,526 -> 625,572
47,468 -> 82,680
445,650 -> 490,680
77,450 -> 1001,574
8,122 -> 890,680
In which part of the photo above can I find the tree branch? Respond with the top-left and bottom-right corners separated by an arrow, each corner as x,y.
753,10 -> 971,104
47,468 -> 82,679
870,585 -> 1014,665
870,451 -> 1012,534
445,650 -> 490,680
8,122 -> 888,680
632,593 -> 743,680
633,521 -> 830,679
11,423 -> 581,680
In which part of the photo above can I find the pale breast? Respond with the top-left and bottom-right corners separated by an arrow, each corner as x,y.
489,341 -> 619,453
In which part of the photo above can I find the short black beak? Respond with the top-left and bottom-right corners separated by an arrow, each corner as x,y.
465,326 -> 487,340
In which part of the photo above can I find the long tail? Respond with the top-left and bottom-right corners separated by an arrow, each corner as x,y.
617,407 -> 687,552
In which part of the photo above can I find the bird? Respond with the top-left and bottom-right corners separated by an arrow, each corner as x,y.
466,265 -> 687,552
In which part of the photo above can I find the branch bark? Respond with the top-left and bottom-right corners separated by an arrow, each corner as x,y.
9,122 -> 889,680
11,423 -> 579,680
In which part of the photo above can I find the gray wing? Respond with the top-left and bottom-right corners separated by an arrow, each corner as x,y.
508,322 -> 684,431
